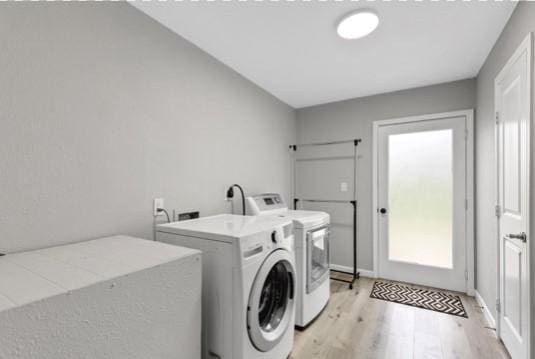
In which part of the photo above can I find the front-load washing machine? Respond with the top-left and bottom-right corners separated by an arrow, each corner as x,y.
247,194 -> 330,328
156,214 -> 296,359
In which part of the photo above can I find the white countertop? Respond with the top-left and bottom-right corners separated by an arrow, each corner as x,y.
0,235 -> 199,312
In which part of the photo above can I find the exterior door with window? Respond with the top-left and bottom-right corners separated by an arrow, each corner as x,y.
376,115 -> 469,292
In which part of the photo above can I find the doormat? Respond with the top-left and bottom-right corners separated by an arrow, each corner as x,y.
370,281 -> 468,318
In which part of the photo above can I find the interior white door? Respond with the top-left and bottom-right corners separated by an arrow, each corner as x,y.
495,34 -> 531,359
377,116 -> 467,292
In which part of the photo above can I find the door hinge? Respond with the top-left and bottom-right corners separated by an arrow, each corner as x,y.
464,269 -> 468,280
465,199 -> 468,210
495,205 -> 501,218
495,111 -> 500,125
496,298 -> 501,313
464,129 -> 468,141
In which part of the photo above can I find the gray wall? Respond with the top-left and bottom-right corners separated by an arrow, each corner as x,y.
296,79 -> 476,271
0,3 -> 296,253
475,1 -> 535,349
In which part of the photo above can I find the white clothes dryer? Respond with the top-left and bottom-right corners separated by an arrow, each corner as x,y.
247,194 -> 330,328
156,214 -> 296,359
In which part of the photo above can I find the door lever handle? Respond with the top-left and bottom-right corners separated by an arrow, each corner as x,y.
506,232 -> 527,242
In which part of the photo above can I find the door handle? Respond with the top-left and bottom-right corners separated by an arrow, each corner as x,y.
379,208 -> 387,214
506,232 -> 527,242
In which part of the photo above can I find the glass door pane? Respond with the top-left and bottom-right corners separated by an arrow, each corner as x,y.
258,262 -> 291,332
388,129 -> 453,268
307,227 -> 330,293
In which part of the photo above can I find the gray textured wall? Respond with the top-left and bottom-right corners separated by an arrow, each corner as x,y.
475,1 -> 535,349
0,3 -> 295,253
296,79 -> 477,271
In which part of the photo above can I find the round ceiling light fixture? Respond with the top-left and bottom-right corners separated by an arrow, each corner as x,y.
336,10 -> 379,40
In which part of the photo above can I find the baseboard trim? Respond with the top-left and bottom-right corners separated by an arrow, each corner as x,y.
475,290 -> 496,329
330,264 -> 375,278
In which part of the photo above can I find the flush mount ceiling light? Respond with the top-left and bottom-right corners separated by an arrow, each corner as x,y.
337,10 -> 379,40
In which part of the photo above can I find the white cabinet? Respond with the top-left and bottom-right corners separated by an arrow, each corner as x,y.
0,236 -> 202,359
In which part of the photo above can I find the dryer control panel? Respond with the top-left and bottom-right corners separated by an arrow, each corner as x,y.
247,193 -> 287,215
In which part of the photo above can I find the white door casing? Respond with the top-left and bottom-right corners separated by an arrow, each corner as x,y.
495,33 -> 531,359
372,110 -> 474,294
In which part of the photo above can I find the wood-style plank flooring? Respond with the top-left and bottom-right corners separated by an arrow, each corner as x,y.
291,276 -> 510,359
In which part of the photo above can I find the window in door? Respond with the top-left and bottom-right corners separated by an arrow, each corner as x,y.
388,129 -> 454,269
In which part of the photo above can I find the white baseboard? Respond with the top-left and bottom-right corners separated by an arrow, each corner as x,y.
475,290 -> 496,329
330,264 -> 375,278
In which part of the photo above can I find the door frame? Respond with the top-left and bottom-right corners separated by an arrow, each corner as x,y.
494,32 -> 532,357
372,109 -> 475,295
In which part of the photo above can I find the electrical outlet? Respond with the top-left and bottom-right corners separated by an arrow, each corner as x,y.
153,198 -> 164,216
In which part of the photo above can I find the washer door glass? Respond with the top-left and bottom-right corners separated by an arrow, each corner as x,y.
248,250 -> 295,352
259,261 -> 291,331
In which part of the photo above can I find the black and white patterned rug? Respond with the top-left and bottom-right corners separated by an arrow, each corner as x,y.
370,281 -> 468,318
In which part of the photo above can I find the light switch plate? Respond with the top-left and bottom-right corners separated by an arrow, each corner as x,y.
340,182 -> 348,192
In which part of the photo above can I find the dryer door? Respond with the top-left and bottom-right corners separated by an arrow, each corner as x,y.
247,249 -> 295,352
306,225 -> 330,294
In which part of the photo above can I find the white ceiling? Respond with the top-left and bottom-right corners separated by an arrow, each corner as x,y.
132,1 -> 516,108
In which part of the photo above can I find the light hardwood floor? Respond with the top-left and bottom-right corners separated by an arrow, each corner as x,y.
291,276 -> 510,359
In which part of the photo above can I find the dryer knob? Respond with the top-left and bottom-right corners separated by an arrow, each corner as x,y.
271,231 -> 278,244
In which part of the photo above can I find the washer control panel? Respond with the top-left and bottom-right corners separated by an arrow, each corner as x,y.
240,224 -> 294,261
